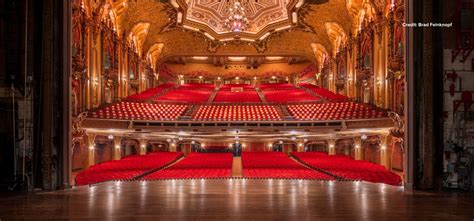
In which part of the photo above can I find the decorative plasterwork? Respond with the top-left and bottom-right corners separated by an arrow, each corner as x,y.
172,0 -> 303,41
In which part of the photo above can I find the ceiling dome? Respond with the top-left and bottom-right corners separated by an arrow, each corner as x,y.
173,0 -> 303,41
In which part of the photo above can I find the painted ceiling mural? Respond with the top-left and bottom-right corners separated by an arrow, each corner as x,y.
92,0 -> 384,66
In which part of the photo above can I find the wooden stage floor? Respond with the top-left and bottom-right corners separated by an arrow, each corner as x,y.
0,179 -> 473,220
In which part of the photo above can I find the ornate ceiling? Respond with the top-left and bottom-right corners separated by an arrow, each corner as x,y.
93,0 -> 389,67
173,0 -> 301,40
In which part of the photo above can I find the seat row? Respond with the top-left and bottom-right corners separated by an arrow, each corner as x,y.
242,152 -> 334,180
90,102 -> 188,120
126,83 -> 175,101
292,152 -> 402,185
143,153 -> 233,179
213,90 -> 262,103
263,89 -> 320,103
193,105 -> 281,121
287,102 -> 386,120
299,83 -> 348,101
75,152 -> 183,185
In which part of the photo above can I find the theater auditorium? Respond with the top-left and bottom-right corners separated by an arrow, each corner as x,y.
0,0 -> 473,220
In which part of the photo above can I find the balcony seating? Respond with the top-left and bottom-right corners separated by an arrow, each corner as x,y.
126,83 -> 175,101
287,102 -> 386,120
193,105 -> 281,121
263,89 -> 320,103
259,83 -> 296,91
220,84 -> 255,90
242,152 -> 334,180
213,90 -> 262,103
143,153 -> 233,179
90,102 -> 187,120
75,152 -> 183,185
299,83 -> 348,101
155,90 -> 213,103
292,152 -> 402,185
178,83 -> 216,91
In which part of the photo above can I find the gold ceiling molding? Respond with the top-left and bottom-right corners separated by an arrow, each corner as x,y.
171,0 -> 303,41
128,22 -> 151,56
146,43 -> 165,71
324,22 -> 347,57
107,0 -> 359,59
311,43 -> 329,69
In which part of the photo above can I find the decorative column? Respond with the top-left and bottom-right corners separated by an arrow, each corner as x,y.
354,137 -> 363,160
86,133 -> 96,167
113,137 -> 122,160
139,139 -> 147,155
379,134 -> 391,169
328,139 -> 336,155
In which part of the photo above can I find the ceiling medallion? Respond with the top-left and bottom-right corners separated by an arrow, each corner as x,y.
224,2 -> 249,33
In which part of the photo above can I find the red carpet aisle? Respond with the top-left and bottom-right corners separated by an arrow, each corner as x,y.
241,152 -> 334,180
143,153 -> 233,180
75,152 -> 183,185
292,152 -> 402,185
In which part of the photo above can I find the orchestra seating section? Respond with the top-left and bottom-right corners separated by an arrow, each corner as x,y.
292,152 -> 402,185
258,83 -> 320,103
299,83 -> 348,101
193,105 -> 282,121
75,152 -> 183,185
126,83 -> 175,101
241,152 -> 334,180
90,102 -> 188,120
287,102 -> 386,120
143,153 -> 233,179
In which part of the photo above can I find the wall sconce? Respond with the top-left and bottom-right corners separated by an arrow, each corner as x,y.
381,145 -> 387,150
201,143 -> 205,148
355,144 -> 360,149
89,145 -> 95,150
115,145 -> 120,149
108,134 -> 114,140
268,143 -> 273,148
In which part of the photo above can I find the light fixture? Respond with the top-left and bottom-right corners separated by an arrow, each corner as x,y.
303,139 -> 308,143
108,134 -> 114,140
279,140 -> 283,144
361,134 -> 368,140
192,56 -> 209,61
242,143 -> 246,147
381,145 -> 387,150
229,143 -> 233,147
115,145 -> 120,149
178,137 -> 183,141
166,138 -> 172,143
265,56 -> 285,61
355,144 -> 361,149
291,136 -> 296,141
268,143 -> 273,147
298,143 -> 303,147
228,57 -> 246,62
191,140 -> 195,144
201,143 -> 206,147
224,1 -> 249,33
89,145 -> 95,150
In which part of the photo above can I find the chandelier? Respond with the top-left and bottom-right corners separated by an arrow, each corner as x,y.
224,2 -> 249,33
